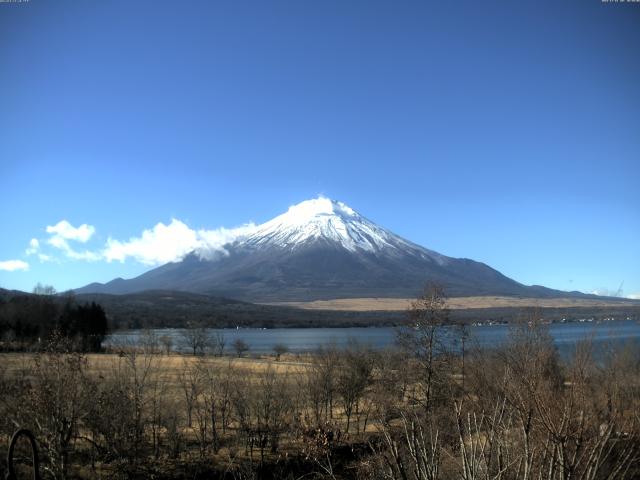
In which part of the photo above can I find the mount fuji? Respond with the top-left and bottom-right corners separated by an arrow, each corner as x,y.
76,198 -> 582,301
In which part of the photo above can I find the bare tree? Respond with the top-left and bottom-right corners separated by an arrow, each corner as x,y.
24,335 -> 88,479
231,366 -> 294,463
273,343 -> 288,361
336,343 -> 374,434
398,283 -> 451,413
191,371 -> 211,457
233,338 -> 250,358
181,323 -> 211,356
147,358 -> 169,459
82,338 -> 159,466
139,329 -> 160,354
159,334 -> 173,355
302,367 -> 326,426
178,359 -> 200,428
380,410 -> 441,480
193,357 -> 231,454
33,282 -> 57,295
212,331 -> 226,356
305,344 -> 340,425
161,398 -> 183,459
118,345 -> 158,463
456,322 -> 470,394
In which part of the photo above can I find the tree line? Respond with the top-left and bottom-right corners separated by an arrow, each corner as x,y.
0,285 -> 109,352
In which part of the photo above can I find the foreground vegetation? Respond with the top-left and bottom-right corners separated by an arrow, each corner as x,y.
0,287 -> 639,479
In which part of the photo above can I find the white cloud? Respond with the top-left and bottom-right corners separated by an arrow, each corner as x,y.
44,220 -> 100,261
590,286 -> 640,299
47,235 -> 101,261
46,220 -> 95,243
0,259 -> 29,271
20,217 -> 253,268
25,238 -> 55,262
591,288 -> 611,297
196,224 -> 256,259
25,238 -> 39,255
48,236 -> 67,250
65,248 -> 102,261
103,219 -> 255,265
104,219 -> 198,265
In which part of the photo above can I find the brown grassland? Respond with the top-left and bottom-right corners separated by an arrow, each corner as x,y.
267,296 -> 640,311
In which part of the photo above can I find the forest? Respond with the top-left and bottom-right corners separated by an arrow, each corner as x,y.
0,288 -> 108,352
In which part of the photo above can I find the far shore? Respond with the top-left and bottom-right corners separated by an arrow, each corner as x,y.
265,295 -> 640,312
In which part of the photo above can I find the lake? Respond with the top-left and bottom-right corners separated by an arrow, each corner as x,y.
106,319 -> 640,358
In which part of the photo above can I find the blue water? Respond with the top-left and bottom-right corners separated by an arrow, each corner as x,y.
106,319 -> 640,358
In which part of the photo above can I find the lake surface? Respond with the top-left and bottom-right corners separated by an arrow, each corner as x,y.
106,319 -> 640,358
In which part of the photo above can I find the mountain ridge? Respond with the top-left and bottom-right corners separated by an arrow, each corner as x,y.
76,198 -> 599,301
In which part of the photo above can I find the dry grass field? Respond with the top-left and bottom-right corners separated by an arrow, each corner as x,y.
267,295 -> 640,311
0,351 -> 313,388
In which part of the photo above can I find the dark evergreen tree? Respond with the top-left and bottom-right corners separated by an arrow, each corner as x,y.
0,291 -> 109,351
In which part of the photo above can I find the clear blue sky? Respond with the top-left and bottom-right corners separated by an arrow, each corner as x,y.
1,0 -> 638,297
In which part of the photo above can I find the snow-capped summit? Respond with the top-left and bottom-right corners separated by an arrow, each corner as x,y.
241,197 -> 436,256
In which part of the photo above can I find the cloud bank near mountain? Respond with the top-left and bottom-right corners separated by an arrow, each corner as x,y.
103,219 -> 255,265
19,218 -> 256,268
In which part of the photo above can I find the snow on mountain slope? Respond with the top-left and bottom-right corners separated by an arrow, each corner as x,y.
238,197 -> 448,264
